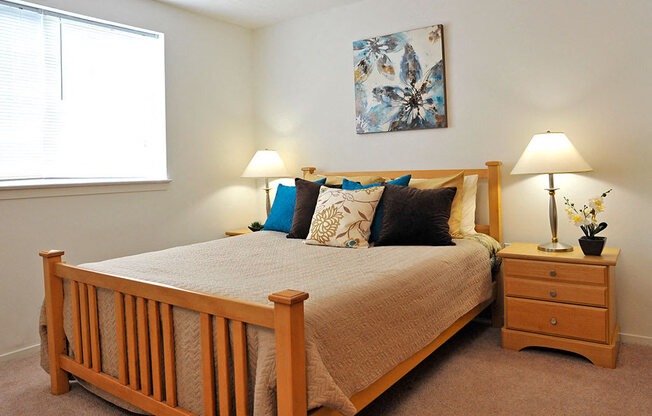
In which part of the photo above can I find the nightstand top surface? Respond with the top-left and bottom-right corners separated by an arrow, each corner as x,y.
225,228 -> 253,236
498,242 -> 620,266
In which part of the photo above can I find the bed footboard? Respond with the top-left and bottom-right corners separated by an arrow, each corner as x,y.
40,250 -> 308,416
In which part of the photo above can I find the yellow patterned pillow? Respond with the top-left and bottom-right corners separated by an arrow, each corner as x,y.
304,173 -> 385,186
305,186 -> 385,248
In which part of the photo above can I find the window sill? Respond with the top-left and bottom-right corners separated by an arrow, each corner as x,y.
0,178 -> 171,200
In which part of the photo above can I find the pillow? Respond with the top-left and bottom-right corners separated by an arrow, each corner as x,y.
460,174 -> 479,235
263,178 -> 326,233
409,171 -> 464,238
305,186 -> 385,248
287,178 -> 341,239
376,184 -> 457,246
342,174 -> 412,241
304,173 -> 385,186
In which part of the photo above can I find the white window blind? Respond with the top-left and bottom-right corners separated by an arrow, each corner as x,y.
0,1 -> 167,185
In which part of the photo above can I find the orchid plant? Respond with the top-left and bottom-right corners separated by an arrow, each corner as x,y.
563,189 -> 612,239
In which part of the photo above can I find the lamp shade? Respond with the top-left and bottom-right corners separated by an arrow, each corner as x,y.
241,150 -> 289,178
511,132 -> 593,175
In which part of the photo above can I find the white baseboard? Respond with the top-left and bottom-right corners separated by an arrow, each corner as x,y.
0,343 -> 41,364
620,332 -> 652,346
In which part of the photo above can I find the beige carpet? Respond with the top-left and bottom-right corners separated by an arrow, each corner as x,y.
2,323 -> 651,415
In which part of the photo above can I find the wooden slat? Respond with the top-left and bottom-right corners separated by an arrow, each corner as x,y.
70,280 -> 83,364
232,321 -> 248,416
79,282 -> 91,368
200,313 -> 216,416
148,300 -> 164,401
60,356 -> 192,416
54,263 -> 275,328
216,317 -> 232,416
317,168 -> 490,179
114,292 -> 128,385
486,161 -> 503,244
137,297 -> 152,396
88,284 -> 102,372
125,295 -> 140,390
40,250 -> 69,394
160,303 -> 177,407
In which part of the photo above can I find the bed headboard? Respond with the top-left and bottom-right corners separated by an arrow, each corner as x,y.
300,161 -> 503,244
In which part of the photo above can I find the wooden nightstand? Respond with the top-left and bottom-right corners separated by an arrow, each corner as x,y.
225,228 -> 253,237
498,242 -> 621,368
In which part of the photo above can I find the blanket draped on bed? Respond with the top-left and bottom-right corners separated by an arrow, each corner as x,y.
40,231 -> 494,416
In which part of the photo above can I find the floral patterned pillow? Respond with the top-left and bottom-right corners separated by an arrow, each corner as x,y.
305,186 -> 385,248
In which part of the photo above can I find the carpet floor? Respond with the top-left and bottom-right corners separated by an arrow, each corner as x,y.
1,323 -> 650,415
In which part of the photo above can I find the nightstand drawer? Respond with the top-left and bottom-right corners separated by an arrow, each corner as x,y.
504,259 -> 607,285
505,276 -> 607,307
506,297 -> 607,343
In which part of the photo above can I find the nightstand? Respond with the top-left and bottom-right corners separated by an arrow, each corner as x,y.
498,242 -> 621,368
225,228 -> 253,237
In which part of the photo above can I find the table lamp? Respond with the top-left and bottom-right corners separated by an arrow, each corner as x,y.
512,131 -> 593,252
242,150 -> 289,216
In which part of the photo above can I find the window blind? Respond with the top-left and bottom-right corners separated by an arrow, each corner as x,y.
0,1 -> 167,184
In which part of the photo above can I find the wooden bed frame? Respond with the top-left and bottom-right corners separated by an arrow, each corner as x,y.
41,161 -> 502,416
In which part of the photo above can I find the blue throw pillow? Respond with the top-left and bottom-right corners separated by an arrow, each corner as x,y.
264,178 -> 326,233
342,174 -> 411,241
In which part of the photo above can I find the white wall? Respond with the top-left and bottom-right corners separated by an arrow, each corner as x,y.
0,0 -> 258,357
253,0 -> 652,342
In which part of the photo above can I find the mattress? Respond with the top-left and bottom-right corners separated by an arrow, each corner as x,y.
40,231 -> 494,415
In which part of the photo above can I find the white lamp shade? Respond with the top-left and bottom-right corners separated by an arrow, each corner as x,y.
241,150 -> 289,178
511,132 -> 593,175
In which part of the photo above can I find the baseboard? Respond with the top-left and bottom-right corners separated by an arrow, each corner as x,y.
0,343 -> 41,364
619,332 -> 652,346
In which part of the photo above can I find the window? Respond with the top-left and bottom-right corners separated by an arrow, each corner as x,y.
0,0 -> 167,187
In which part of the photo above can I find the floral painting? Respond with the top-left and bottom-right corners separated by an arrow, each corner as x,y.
353,24 -> 447,133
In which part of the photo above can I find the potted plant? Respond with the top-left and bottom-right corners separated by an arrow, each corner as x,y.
563,189 -> 612,255
248,221 -> 264,232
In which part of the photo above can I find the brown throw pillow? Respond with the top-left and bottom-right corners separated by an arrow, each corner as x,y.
409,171 -> 465,238
287,178 -> 341,239
376,184 -> 457,246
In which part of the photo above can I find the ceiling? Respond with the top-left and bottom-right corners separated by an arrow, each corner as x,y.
155,0 -> 363,28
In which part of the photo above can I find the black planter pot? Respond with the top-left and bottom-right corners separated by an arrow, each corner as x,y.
579,236 -> 606,256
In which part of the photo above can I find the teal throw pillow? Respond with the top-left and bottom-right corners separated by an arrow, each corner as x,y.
264,178 -> 326,233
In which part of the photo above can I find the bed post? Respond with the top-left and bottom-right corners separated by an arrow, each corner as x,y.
40,249 -> 70,394
486,161 -> 503,245
269,290 -> 309,416
485,161 -> 504,328
301,167 -> 316,179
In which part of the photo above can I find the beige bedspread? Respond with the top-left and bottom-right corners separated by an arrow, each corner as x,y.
40,231 -> 493,416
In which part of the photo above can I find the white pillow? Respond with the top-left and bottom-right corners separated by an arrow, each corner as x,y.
460,174 -> 478,235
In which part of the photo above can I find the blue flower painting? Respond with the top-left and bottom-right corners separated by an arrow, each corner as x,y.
353,25 -> 447,133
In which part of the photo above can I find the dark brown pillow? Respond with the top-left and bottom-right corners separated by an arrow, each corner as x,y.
375,184 -> 457,246
287,178 -> 341,239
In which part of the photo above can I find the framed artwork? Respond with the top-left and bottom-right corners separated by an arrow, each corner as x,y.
353,24 -> 447,134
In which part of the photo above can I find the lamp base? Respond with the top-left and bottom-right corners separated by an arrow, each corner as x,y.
538,241 -> 574,252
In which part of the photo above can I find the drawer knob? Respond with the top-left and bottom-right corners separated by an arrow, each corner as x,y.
549,270 -> 557,277
550,290 -> 557,298
550,318 -> 558,325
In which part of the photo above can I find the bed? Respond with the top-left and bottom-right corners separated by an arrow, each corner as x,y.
40,162 -> 503,416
